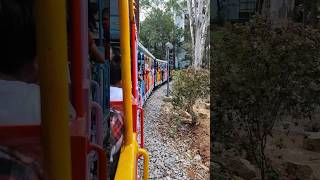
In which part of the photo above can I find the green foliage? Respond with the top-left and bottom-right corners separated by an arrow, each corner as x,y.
165,0 -> 186,17
139,8 -> 184,59
140,0 -> 186,16
212,30 -> 223,43
212,17 -> 320,179
172,68 -> 210,123
265,168 -> 282,180
139,0 -> 151,8
139,0 -> 164,9
139,0 -> 185,59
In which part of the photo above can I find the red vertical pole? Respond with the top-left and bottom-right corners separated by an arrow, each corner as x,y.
70,0 -> 84,117
130,3 -> 139,133
140,108 -> 144,148
71,137 -> 87,180
131,23 -> 138,99
70,0 -> 89,118
70,0 -> 89,179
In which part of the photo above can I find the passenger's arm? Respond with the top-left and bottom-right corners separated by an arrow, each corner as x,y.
89,32 -> 105,64
90,44 -> 105,63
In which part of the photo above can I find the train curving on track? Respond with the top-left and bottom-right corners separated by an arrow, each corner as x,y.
0,0 -> 170,180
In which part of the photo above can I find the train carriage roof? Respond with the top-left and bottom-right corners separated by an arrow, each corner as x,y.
138,41 -> 155,59
155,59 -> 167,63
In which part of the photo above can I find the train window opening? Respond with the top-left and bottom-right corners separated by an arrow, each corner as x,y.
0,0 -> 76,141
108,0 -> 125,103
0,0 -> 154,179
0,0 -> 40,125
110,59 -> 123,101
88,2 -> 105,64
0,1 -> 45,179
87,0 -> 111,178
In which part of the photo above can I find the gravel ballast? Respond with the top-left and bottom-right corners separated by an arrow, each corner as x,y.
137,83 -> 193,179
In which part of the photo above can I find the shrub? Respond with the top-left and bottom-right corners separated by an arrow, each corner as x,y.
172,68 -> 210,124
212,16 -> 320,179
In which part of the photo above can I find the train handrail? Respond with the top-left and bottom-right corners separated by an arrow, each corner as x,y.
91,80 -> 102,106
138,107 -> 144,148
90,101 -> 104,146
88,143 -> 107,180
98,65 -> 105,110
138,148 -> 149,180
114,142 -> 137,180
115,134 -> 149,180
119,0 -> 133,146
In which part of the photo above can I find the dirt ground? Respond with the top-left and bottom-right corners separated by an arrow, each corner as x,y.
266,123 -> 320,179
186,113 -> 210,180
213,116 -> 320,179
159,98 -> 210,180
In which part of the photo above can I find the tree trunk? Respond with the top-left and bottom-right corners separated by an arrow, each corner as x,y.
186,0 -> 195,63
187,0 -> 210,69
256,0 -> 265,14
268,0 -> 295,27
216,0 -> 221,20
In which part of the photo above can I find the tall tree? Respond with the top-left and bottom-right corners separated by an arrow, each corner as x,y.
256,0 -> 265,14
215,0 -> 224,25
187,0 -> 210,69
139,8 -> 183,59
139,0 -> 166,18
260,0 -> 295,27
213,17 -> 320,179
216,0 -> 221,16
139,0 -> 185,59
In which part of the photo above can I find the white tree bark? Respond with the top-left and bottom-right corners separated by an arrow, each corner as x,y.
187,0 -> 210,69
186,0 -> 195,55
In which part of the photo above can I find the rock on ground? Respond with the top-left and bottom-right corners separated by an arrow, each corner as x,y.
303,132 -> 320,153
286,161 -> 314,180
224,158 -> 257,180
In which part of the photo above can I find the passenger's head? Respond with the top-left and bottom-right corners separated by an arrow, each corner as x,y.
111,47 -> 120,60
112,53 -> 121,64
110,60 -> 121,87
0,0 -> 37,82
88,2 -> 98,32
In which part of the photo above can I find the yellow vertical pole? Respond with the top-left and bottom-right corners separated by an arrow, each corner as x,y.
34,0 -> 72,179
119,0 -> 133,145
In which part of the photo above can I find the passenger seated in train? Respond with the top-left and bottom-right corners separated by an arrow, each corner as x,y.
88,2 -> 105,64
109,51 -> 135,102
0,0 -> 75,125
0,0 -> 40,125
108,53 -> 125,179
0,1 -> 43,179
110,56 -> 123,101
111,47 -> 121,63
108,108 -> 124,180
